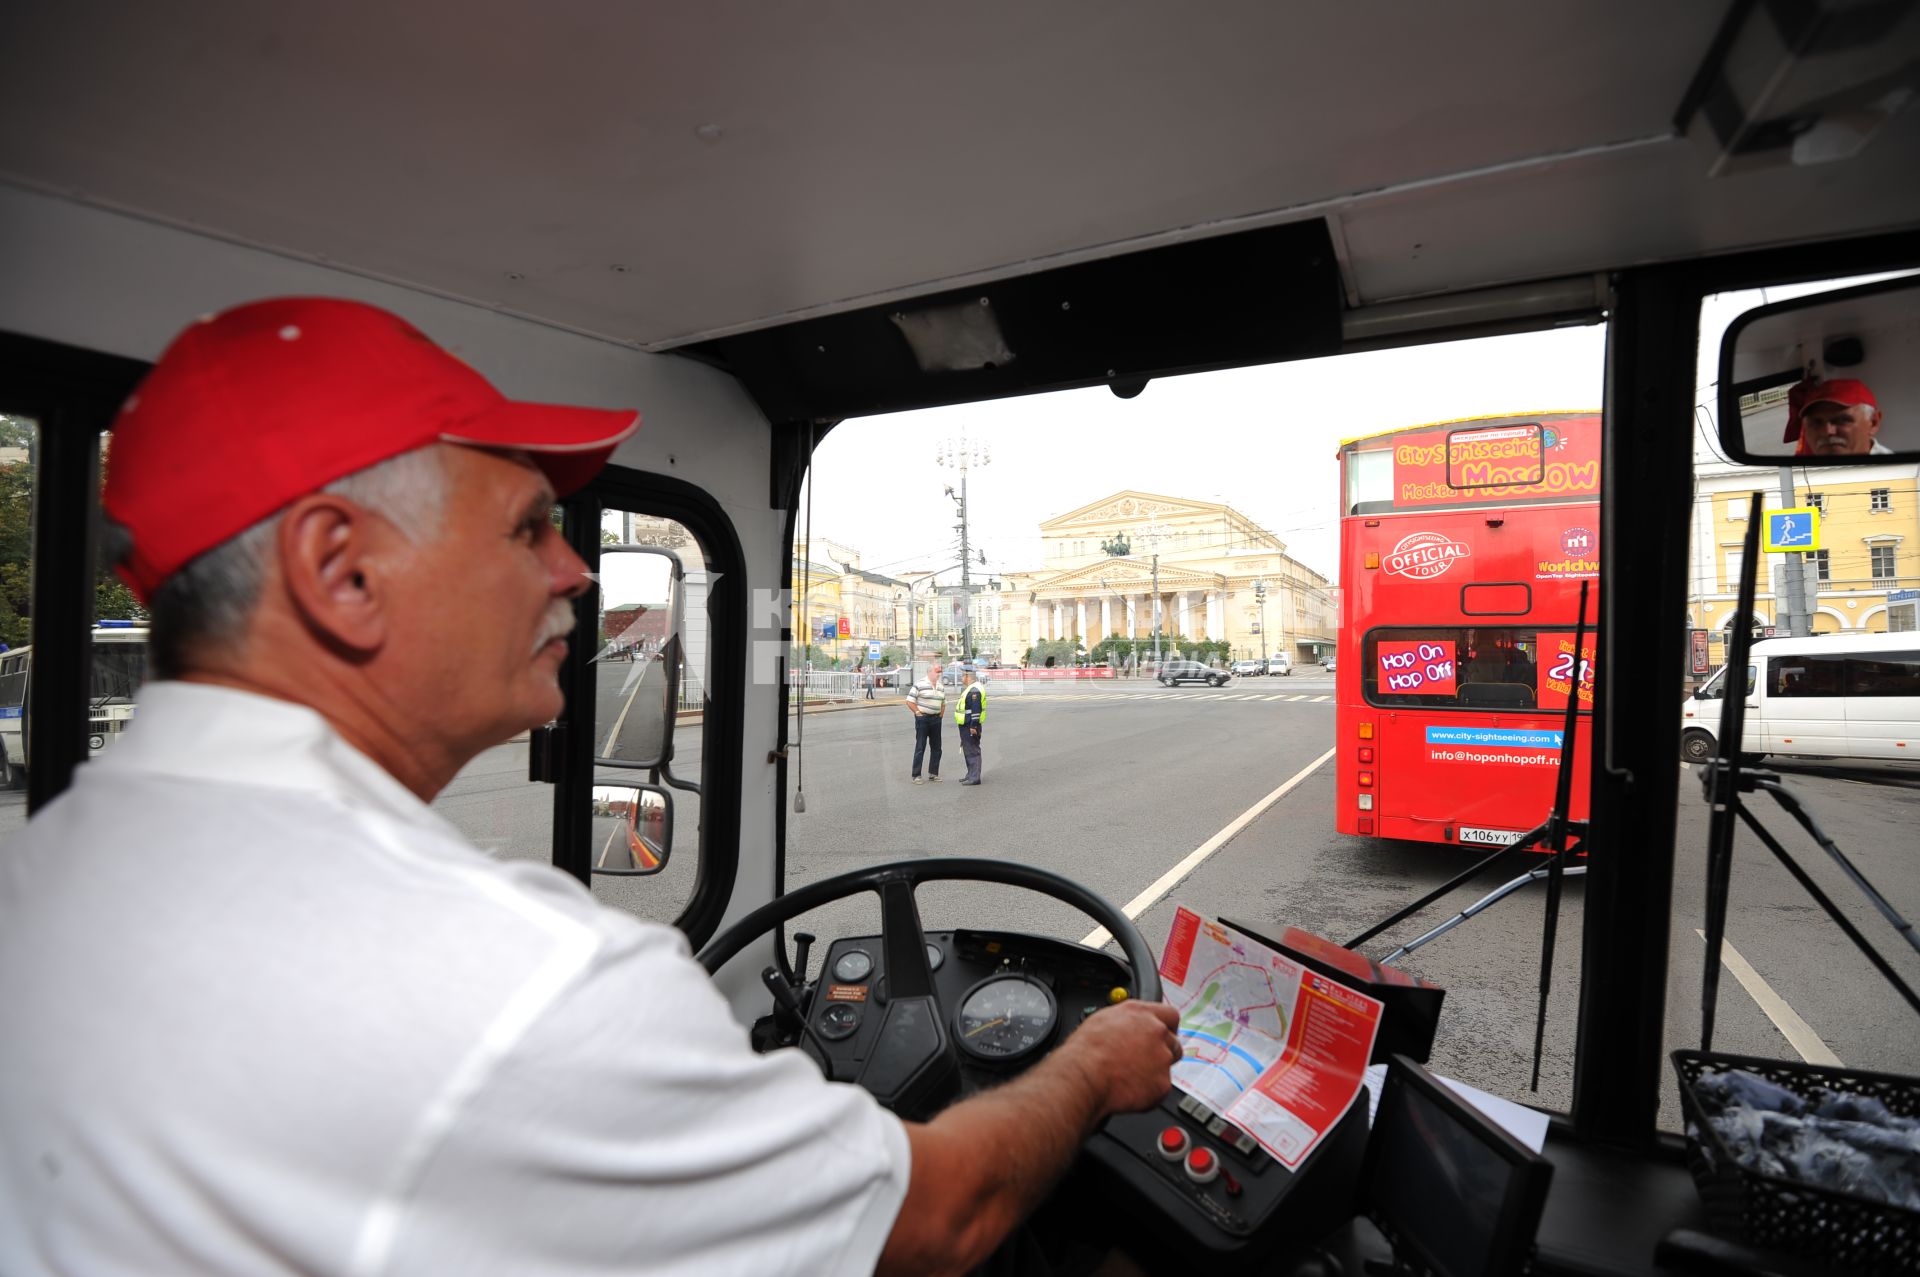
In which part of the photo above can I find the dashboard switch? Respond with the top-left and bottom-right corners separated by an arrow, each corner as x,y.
1156,1126 -> 1189,1161
1183,1145 -> 1220,1184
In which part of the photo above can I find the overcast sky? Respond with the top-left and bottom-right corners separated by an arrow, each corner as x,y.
801,323 -> 1610,588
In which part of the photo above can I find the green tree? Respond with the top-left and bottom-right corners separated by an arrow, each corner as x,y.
1023,638 -> 1077,667
0,420 -> 151,649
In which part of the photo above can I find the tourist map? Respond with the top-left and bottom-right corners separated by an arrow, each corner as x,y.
1159,907 -> 1385,1169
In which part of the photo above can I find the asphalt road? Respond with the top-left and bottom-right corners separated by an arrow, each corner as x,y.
7,670 -> 1911,1129
775,674 -> 1919,1127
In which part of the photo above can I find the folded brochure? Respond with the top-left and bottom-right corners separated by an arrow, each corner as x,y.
1160,906 -> 1383,1170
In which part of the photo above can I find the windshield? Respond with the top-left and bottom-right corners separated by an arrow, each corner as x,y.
780,327 -> 1613,1115
90,644 -> 146,702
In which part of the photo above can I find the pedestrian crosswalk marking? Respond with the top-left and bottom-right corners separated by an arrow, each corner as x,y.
1288,695 -> 1308,701
1263,694 -> 1290,701
1311,695 -> 1329,702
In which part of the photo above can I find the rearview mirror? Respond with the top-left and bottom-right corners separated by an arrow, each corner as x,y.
593,547 -> 684,770
590,782 -> 674,875
1718,275 -> 1920,463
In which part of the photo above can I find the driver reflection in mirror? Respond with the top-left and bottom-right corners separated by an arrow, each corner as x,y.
1788,377 -> 1889,457
0,298 -> 1184,1277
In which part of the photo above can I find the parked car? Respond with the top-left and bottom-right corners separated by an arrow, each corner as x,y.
1230,659 -> 1265,677
1323,656 -> 1336,674
1266,656 -> 1292,676
1159,660 -> 1229,687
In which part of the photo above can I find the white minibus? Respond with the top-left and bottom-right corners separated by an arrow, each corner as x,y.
1680,633 -> 1920,765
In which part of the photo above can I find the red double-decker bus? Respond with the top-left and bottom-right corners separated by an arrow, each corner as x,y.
1334,412 -> 1600,849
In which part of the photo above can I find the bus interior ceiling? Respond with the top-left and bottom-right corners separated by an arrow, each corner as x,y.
4,0 -> 1920,1170
4,3 -> 1918,366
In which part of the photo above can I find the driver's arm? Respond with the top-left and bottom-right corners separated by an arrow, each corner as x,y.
874,998 -> 1181,1277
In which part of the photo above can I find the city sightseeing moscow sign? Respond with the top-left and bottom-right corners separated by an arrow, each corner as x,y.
1383,531 -> 1472,579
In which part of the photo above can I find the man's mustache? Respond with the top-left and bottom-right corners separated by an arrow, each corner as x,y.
533,604 -> 576,655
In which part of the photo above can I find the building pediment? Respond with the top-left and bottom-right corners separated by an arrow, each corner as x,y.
1030,557 -> 1222,594
1041,490 -> 1228,531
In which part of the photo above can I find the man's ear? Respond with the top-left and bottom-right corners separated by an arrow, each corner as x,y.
275,494 -> 391,653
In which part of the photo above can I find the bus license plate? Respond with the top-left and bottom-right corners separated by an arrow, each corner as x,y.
1458,826 -> 1524,846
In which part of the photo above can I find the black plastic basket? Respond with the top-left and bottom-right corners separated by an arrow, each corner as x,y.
1672,1050 -> 1920,1274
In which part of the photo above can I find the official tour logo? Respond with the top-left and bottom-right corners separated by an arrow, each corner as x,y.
1560,527 -> 1593,556
1383,531 -> 1472,580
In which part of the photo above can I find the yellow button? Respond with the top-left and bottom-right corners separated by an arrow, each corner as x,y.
1109,987 -> 1129,1004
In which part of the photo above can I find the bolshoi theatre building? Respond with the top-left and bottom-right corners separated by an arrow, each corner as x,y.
988,490 -> 1335,663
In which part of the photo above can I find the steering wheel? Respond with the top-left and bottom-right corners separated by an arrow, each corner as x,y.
697,857 -> 1161,1114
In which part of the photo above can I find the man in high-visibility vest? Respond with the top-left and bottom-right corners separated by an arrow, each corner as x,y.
955,663 -> 987,785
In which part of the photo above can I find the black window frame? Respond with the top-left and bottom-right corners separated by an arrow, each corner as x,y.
563,465 -> 747,949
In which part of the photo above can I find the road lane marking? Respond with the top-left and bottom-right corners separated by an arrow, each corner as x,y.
1080,746 -> 1338,950
1288,695 -> 1308,701
1263,694 -> 1290,701
1693,929 -> 1841,1065
1310,695 -> 1329,702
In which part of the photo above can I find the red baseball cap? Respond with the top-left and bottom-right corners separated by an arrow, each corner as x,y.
104,298 -> 640,601
1782,377 -> 1879,444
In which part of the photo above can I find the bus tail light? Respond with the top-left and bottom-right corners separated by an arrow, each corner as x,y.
1358,746 -> 1374,763
1358,816 -> 1375,835
1364,552 -> 1380,569
1358,722 -> 1374,740
1358,771 -> 1374,787
1357,794 -> 1374,811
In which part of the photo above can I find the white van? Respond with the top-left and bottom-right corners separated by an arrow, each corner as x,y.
1679,633 -> 1920,765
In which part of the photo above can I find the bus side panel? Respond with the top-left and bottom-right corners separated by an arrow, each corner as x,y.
1848,691 -> 1920,759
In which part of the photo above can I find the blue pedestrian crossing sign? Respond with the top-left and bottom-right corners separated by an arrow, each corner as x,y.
868,640 -> 883,660
1763,507 -> 1821,552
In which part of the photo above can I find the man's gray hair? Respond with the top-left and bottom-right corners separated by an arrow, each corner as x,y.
111,446 -> 450,678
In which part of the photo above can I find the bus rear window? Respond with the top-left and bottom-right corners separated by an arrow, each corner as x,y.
1362,626 -> 1594,712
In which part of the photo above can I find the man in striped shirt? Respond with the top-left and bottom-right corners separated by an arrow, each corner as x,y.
906,661 -> 946,784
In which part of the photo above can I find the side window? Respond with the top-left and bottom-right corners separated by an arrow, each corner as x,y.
0,413 -> 36,834
588,509 -> 708,926
1767,654 -> 1844,697
1848,651 -> 1920,696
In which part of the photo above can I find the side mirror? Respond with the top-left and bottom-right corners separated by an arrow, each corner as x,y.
590,782 -> 674,876
593,547 -> 685,770
1718,275 -> 1920,463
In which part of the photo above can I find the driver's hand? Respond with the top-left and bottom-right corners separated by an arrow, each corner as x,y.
1059,999 -> 1182,1116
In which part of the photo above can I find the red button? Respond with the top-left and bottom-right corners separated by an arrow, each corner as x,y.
1183,1145 -> 1220,1184
1157,1126 -> 1189,1160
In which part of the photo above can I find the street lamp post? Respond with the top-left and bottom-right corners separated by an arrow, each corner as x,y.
1137,521 -> 1170,668
936,435 -> 990,657
1255,578 -> 1268,668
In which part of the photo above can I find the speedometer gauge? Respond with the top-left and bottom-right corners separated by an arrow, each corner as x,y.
955,975 -> 1057,1063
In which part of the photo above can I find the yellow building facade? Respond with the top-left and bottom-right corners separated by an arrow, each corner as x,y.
1693,462 -> 1919,643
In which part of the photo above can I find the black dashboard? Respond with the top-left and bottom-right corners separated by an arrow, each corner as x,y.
798,927 -> 1132,1093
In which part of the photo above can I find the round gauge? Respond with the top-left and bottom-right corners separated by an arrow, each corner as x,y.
955,975 -> 1058,1063
818,1003 -> 860,1041
832,949 -> 874,983
925,942 -> 944,972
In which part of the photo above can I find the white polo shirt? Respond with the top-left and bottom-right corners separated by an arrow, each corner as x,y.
0,683 -> 909,1276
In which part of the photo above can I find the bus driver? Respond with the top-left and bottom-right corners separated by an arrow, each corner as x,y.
0,299 -> 1183,1277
